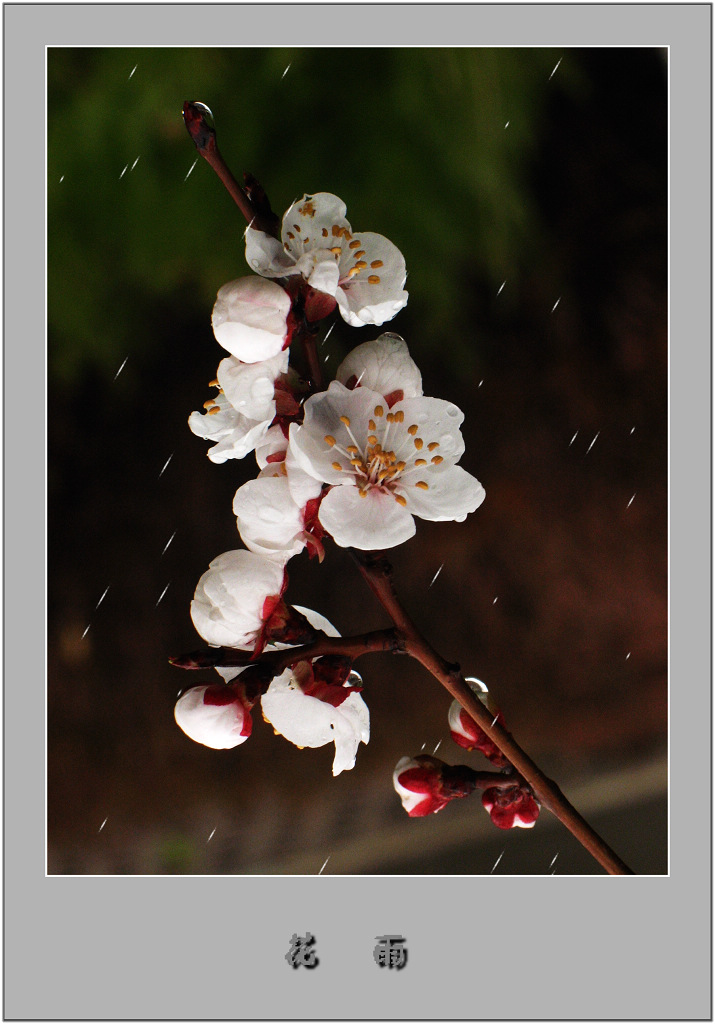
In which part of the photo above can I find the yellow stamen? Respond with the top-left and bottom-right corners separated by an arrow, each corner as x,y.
208,378 -> 219,387
287,231 -> 295,240
386,412 -> 395,423
349,239 -> 361,249
415,458 -> 427,467
374,405 -> 384,417
203,399 -> 216,409
407,424 -> 419,435
394,410 -> 405,423
332,225 -> 342,237
414,438 -> 424,450
330,246 -> 342,257
346,445 -> 359,455
207,406 -> 221,416
324,435 -> 336,447
367,435 -> 378,445
340,415 -> 351,427
368,275 -> 381,285
354,260 -> 368,271
354,251 -> 366,260
370,260 -> 384,268
394,494 -> 407,507
293,224 -> 301,232
428,442 -> 440,451
415,481 -> 429,490
322,228 -> 328,237
431,455 -> 444,465
332,462 -> 343,471
395,461 -> 407,472
368,419 -> 376,431
350,458 -> 363,467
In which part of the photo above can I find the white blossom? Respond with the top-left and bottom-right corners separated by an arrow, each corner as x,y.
190,549 -> 286,649
174,683 -> 252,749
288,380 -> 485,549
245,193 -> 408,327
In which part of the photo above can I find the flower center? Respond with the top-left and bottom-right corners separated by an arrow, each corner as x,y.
324,404 -> 443,507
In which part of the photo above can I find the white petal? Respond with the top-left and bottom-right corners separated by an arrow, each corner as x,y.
233,475 -> 306,560
336,231 -> 408,326
174,686 -> 250,749
400,465 -> 486,522
245,228 -> 299,277
212,277 -> 290,362
393,395 -> 466,462
189,395 -> 273,463
336,333 -> 422,400
318,485 -> 416,550
218,351 -> 287,420
190,550 -> 286,648
261,670 -> 369,775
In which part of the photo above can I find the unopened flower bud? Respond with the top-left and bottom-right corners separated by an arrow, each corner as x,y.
212,277 -> 292,363
482,784 -> 540,830
174,682 -> 253,749
448,678 -> 509,768
393,755 -> 477,817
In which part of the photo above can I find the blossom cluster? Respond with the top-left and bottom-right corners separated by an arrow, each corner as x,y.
174,190 -> 485,780
392,678 -> 540,830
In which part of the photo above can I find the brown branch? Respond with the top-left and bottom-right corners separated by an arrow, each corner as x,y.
350,549 -> 635,876
182,102 -> 280,238
170,627 -> 402,673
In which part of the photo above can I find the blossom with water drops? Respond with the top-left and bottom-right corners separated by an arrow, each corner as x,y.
335,333 -> 422,403
245,193 -> 408,327
448,677 -> 509,768
288,380 -> 485,549
174,681 -> 253,749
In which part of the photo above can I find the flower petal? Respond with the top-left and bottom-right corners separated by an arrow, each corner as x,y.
190,549 -> 286,648
218,351 -> 287,420
400,464 -> 486,522
336,231 -> 408,326
245,228 -> 299,278
336,333 -> 422,400
318,485 -> 416,550
212,277 -> 291,362
233,475 -> 306,561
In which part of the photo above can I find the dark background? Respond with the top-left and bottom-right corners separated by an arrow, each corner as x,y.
48,47 -> 667,875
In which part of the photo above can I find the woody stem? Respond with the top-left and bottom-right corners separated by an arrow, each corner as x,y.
350,549 -> 635,876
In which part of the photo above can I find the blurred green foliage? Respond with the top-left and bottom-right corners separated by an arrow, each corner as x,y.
48,47 -> 580,385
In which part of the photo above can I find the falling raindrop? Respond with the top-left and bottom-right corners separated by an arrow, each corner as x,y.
478,380 -> 484,388
184,158 -> 199,182
569,431 -> 578,446
551,297 -> 561,313
496,281 -> 506,296
504,121 -> 510,129
490,850 -> 505,874
627,494 -> 636,509
207,828 -> 216,844
95,586 -> 110,609
128,64 -> 137,79
492,597 -> 498,605
59,175 -> 64,183
130,156 -> 140,172
420,742 -> 426,751
630,427 -> 636,435
549,58 -> 562,79
282,63 -> 292,79
113,356 -> 128,380
432,740 -> 442,754
548,852 -> 559,870
161,531 -> 177,556
158,453 -> 174,478
626,652 -> 631,660
119,164 -> 129,180
82,624 -> 91,638
155,583 -> 170,607
429,564 -> 444,587
321,324 -> 335,347
318,856 -> 330,875
98,818 -> 108,832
